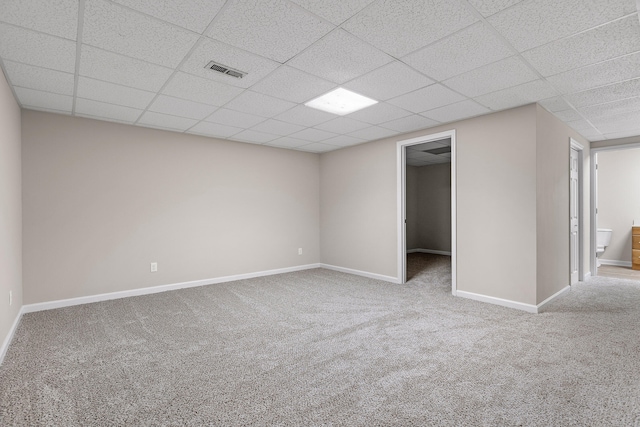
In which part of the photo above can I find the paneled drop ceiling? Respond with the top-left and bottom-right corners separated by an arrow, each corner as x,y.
406,138 -> 452,167
1,0 -> 640,153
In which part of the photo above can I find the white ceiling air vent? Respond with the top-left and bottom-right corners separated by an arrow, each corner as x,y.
204,61 -> 247,79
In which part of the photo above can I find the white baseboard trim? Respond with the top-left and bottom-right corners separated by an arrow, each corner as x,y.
599,259 -> 632,267
456,290 -> 538,313
584,271 -> 592,280
457,285 -> 571,314
320,264 -> 400,284
0,306 -> 25,366
537,286 -> 570,312
406,248 -> 452,256
22,263 -> 321,314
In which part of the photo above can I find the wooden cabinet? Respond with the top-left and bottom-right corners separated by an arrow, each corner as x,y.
633,227 -> 640,270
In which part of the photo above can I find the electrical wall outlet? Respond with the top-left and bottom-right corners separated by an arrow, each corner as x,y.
298,248 -> 302,255
9,290 -> 12,306
150,262 -> 158,272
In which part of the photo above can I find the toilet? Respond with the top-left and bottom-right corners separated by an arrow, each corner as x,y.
596,228 -> 612,267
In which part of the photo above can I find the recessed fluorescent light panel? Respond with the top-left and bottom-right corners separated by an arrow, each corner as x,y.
305,87 -> 378,116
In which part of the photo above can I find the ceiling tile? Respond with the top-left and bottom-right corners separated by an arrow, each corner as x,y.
207,0 -> 334,63
162,72 -> 244,106
314,117 -> 369,134
180,37 -> 280,89
296,142 -> 337,153
577,129 -> 604,141
538,97 -> 572,113
466,0 -> 525,17
522,15 -> 640,77
578,96 -> 640,121
75,98 -> 142,123
487,0 -> 636,52
348,125 -> 398,140
0,23 -> 76,73
138,111 -> 198,131
148,95 -> 218,120
206,108 -> 266,128
443,56 -> 538,98
342,0 -> 478,57
250,119 -> 306,136
321,134 -> 366,147
474,79 -> 558,110
273,104 -> 336,127
79,45 -> 174,92
547,52 -> 640,95
287,29 -> 393,84
77,77 -> 156,109
111,0 -> 226,33
381,115 -> 439,132
232,129 -> 280,144
408,141 -> 447,152
14,87 -> 73,111
564,78 -> 640,108
408,151 -> 443,162
250,66 -> 337,103
83,0 -> 199,68
343,61 -> 433,101
0,0 -> 78,40
566,119 -> 598,133
267,137 -> 311,148
2,60 -> 74,95
421,99 -> 490,122
289,128 -> 337,142
347,102 -> 412,124
188,121 -> 243,138
388,84 -> 466,113
224,91 -> 296,118
403,22 -> 513,81
552,109 -> 583,122
289,0 -> 376,25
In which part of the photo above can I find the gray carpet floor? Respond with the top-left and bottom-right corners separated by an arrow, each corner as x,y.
1,253 -> 640,426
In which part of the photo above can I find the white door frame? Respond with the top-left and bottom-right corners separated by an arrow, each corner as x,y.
570,138 -> 584,283
397,129 -> 456,294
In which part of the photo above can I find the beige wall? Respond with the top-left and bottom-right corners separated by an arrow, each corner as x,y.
597,147 -> 640,263
456,105 -> 538,304
535,106 -> 590,303
22,111 -> 320,304
321,105 -> 541,303
17,101 -> 593,310
0,69 -> 22,349
320,104 -> 592,306
406,163 -> 451,252
320,138 -> 397,276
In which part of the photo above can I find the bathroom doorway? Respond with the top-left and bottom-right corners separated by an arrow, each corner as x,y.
397,130 -> 456,294
591,143 -> 640,280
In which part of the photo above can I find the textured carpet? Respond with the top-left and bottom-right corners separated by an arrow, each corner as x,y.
1,253 -> 640,426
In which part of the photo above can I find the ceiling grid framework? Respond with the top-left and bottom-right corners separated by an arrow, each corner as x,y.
1,0 -> 640,154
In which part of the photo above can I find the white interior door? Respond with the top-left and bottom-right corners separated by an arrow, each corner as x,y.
570,147 -> 580,285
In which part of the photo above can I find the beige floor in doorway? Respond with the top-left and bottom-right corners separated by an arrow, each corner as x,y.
597,264 -> 640,281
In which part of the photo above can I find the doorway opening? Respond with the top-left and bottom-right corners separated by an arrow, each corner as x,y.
591,143 -> 640,281
397,130 -> 456,294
